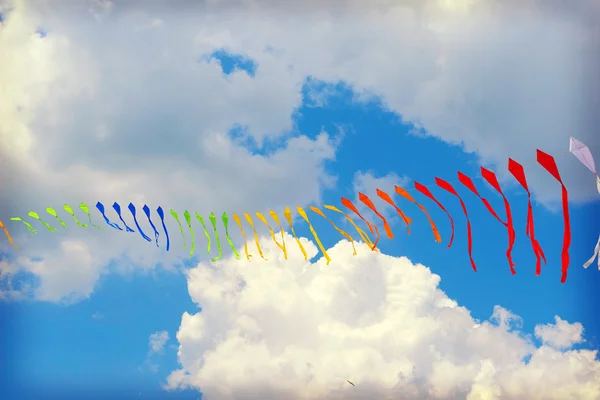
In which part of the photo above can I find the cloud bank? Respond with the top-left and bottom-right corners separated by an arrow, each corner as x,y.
168,236 -> 600,399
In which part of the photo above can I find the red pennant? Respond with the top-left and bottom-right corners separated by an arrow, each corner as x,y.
435,177 -> 477,272
508,158 -> 546,275
376,189 -> 412,234
458,170 -> 516,275
537,150 -> 571,283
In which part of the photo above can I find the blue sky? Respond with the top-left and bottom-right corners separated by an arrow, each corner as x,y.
1,2 -> 600,399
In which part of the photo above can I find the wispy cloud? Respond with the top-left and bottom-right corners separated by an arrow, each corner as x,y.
148,330 -> 169,354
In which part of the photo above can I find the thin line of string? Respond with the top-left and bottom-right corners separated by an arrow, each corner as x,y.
395,151 -> 570,196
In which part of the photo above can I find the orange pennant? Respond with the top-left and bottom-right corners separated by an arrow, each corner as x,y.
394,185 -> 441,243
0,220 -> 17,248
375,189 -> 412,234
358,193 -> 394,239
341,197 -> 380,251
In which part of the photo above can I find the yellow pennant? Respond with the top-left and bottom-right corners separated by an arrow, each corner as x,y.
310,206 -> 357,256
270,210 -> 289,259
256,211 -> 287,259
283,206 -> 308,260
233,212 -> 252,261
244,212 -> 267,260
322,204 -> 377,251
297,206 -> 330,265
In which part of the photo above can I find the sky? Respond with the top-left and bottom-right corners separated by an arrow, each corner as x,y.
1,0 -> 600,399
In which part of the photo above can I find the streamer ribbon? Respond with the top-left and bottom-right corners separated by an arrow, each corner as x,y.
459,170 -> 516,275
0,220 -> 17,248
79,203 -> 102,230
244,212 -> 267,260
537,149 -> 571,283
222,212 -> 241,260
270,210 -> 288,258
376,189 -> 412,234
297,206 -> 330,265
27,211 -> 56,232
359,193 -> 394,239
45,207 -> 67,229
10,217 -> 37,234
394,185 -> 440,243
184,210 -> 195,258
508,158 -> 546,275
480,167 -> 517,271
64,204 -> 88,228
128,203 -> 151,243
414,181 -> 454,248
196,213 -> 212,255
112,202 -> 135,233
233,212 -> 252,261
256,211 -> 287,259
170,209 -> 186,249
583,235 -> 600,269
435,177 -> 477,272
142,205 -> 160,247
208,212 -> 223,262
156,206 -> 170,251
322,205 -> 376,249
310,206 -> 357,255
341,197 -> 380,250
284,206 -> 308,260
95,202 -> 123,231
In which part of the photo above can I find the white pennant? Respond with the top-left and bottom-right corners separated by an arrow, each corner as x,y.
583,235 -> 600,269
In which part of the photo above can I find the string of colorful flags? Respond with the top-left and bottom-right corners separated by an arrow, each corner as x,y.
1,138 -> 598,283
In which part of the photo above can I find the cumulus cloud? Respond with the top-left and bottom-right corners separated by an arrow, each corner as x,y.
535,316 -> 584,350
1,0 -> 598,302
167,235 -> 600,399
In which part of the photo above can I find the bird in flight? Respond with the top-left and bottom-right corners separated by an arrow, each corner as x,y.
346,380 -> 355,386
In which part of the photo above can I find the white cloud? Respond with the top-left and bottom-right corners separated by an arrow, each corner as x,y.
0,0 -> 337,301
1,0 -> 598,302
535,316 -> 584,350
166,235 -> 600,399
149,330 -> 170,354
